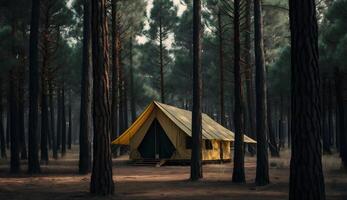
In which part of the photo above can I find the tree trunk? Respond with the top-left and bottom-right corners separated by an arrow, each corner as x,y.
0,78 -> 6,158
278,95 -> 285,149
289,1 -> 325,199
232,0 -> 245,183
90,0 -> 115,195
61,87 -> 66,156
56,88 -> 61,151
335,68 -> 346,168
79,0 -> 92,174
245,0 -> 256,157
129,36 -> 136,122
322,78 -> 331,154
328,80 -> 334,147
267,92 -> 280,157
159,11 -> 165,103
218,10 -> 225,127
28,0 -> 41,174
190,0 -> 202,181
9,70 -> 20,173
6,102 -> 10,149
68,94 -> 72,150
111,0 -> 119,141
17,67 -> 27,160
254,0 -> 269,186
50,82 -> 58,159
40,66 -> 49,163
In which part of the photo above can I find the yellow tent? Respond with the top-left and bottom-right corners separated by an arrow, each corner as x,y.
112,101 -> 256,161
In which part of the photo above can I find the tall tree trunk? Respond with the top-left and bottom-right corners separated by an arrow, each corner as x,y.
328,80 -> 334,147
50,82 -> 58,159
17,66 -> 27,160
68,94 -> 72,150
159,11 -> 165,103
90,0 -> 114,195
61,87 -> 66,156
111,0 -> 119,141
0,78 -> 6,158
232,0 -> 245,183
6,102 -> 10,149
218,10 -> 225,127
289,1 -> 325,199
267,92 -> 279,157
245,0 -> 256,156
335,68 -> 346,168
129,36 -> 136,122
278,94 -> 285,149
28,0 -> 41,174
254,0 -> 269,186
118,49 -> 125,134
190,0 -> 202,181
56,88 -> 61,150
40,66 -> 49,163
322,78 -> 331,154
9,70 -> 20,173
79,0 -> 92,174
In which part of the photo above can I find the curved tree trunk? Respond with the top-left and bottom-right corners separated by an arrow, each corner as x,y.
90,0 -> 115,195
289,0 -> 325,199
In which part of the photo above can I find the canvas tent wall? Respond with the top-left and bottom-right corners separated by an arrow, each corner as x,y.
112,101 -> 256,161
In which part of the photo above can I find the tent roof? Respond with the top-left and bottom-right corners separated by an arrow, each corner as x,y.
112,101 -> 256,145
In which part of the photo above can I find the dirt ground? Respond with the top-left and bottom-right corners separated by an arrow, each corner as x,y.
0,147 -> 347,200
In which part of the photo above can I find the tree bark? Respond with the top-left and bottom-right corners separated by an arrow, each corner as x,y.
254,0 -> 270,186
322,78 -> 331,154
50,82 -> 58,159
111,0 -> 119,140
9,70 -> 20,173
61,87 -> 66,156
129,36 -> 136,122
289,1 -> 325,199
90,0 -> 115,195
159,8 -> 165,104
40,65 -> 49,163
232,0 -> 245,183
79,0 -> 92,174
17,66 -> 27,160
68,94 -> 72,150
56,88 -> 62,151
218,10 -> 225,127
267,90 -> 280,157
335,68 -> 346,168
0,78 -> 6,159
190,0 -> 202,181
6,102 -> 10,149
28,0 -> 41,174
245,0 -> 256,157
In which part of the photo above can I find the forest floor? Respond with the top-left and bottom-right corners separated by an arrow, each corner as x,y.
0,147 -> 347,200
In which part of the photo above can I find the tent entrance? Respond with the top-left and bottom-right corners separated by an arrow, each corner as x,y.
138,119 -> 175,159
